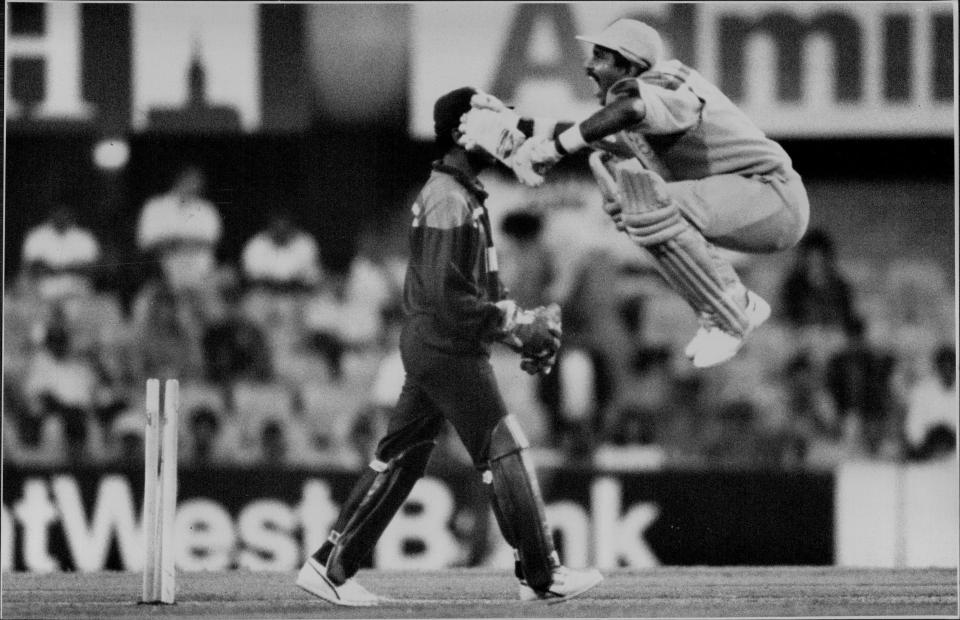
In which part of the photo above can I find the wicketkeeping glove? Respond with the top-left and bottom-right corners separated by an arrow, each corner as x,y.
496,301 -> 562,375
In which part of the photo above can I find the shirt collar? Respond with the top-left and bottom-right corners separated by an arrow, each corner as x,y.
431,160 -> 488,202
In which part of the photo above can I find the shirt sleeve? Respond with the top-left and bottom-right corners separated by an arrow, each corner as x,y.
609,63 -> 703,135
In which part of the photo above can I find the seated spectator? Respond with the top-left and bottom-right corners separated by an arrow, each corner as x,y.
497,209 -> 556,308
128,283 -> 206,386
202,285 -> 273,388
825,316 -> 900,458
303,251 -> 396,380
107,409 -> 146,465
20,204 -> 101,303
241,213 -> 322,293
246,416 -> 334,467
775,353 -> 842,468
22,322 -> 105,464
778,228 -> 857,329
904,344 -> 957,462
179,404 -> 241,467
136,164 -> 223,319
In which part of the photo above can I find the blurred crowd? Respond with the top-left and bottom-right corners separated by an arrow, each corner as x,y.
3,166 -> 956,472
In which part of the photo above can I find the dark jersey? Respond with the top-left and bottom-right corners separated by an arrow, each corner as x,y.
401,161 -> 504,354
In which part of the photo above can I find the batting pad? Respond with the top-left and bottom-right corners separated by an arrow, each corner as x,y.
597,155 -> 750,337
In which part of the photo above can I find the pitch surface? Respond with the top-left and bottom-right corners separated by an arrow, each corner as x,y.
2,567 -> 957,618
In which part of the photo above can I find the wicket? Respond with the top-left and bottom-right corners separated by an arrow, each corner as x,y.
141,379 -> 179,604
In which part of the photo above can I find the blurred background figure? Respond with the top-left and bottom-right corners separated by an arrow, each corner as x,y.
497,209 -> 556,309
128,283 -> 206,388
107,408 -> 146,465
303,236 -> 396,381
825,316 -> 900,459
774,352 -> 842,469
21,321 -> 106,465
136,164 -> 224,320
202,283 -> 273,390
778,228 -> 857,330
904,344 -> 957,462
242,212 -> 323,294
20,204 -> 101,303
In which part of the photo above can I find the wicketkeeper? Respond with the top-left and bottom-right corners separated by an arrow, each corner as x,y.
458,19 -> 810,368
297,87 -> 603,606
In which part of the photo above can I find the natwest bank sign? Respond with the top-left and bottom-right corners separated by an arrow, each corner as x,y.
410,2 -> 955,138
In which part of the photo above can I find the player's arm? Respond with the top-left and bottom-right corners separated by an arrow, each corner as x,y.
548,76 -> 702,157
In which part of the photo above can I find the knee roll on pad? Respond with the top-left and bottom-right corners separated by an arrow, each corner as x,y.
324,440 -> 435,584
483,415 -> 556,590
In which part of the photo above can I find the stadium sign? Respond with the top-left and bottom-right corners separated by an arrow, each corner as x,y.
6,3 -> 953,139
1,468 -> 834,573
4,2 -> 311,133
410,2 -> 955,138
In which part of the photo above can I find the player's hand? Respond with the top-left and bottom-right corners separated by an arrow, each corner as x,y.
602,199 -> 626,232
509,137 -> 558,187
622,202 -> 687,247
457,108 -> 526,163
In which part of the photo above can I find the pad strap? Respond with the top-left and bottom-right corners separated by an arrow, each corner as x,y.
319,441 -> 435,584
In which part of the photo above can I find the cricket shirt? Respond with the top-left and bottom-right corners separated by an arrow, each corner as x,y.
597,59 -> 794,180
401,161 -> 504,355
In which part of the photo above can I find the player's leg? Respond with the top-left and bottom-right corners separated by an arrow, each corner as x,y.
614,162 -> 770,367
421,353 -> 602,601
666,169 -> 809,255
297,382 -> 443,606
483,415 -> 603,601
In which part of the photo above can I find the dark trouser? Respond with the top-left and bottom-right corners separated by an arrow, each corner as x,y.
377,327 -> 508,465
313,325 -> 557,588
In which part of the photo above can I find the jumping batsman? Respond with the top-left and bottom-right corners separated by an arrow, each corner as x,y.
459,19 -> 810,368
296,87 -> 603,606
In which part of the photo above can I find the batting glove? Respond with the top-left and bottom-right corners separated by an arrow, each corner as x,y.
509,138 -> 551,187
622,203 -> 688,247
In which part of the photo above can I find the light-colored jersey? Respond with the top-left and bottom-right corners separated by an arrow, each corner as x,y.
597,59 -> 793,180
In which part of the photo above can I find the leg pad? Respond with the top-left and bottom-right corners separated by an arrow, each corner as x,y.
321,441 -> 435,584
484,415 -> 557,590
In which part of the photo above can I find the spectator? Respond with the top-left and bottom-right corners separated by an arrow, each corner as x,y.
536,248 -> 625,453
904,344 -> 957,462
825,316 -> 900,458
107,409 -> 146,465
778,228 -> 857,329
20,204 -> 101,302
136,164 -> 223,319
241,213 -> 322,293
202,285 -> 273,387
303,250 -> 396,380
179,405 -> 243,467
497,209 -> 556,308
776,353 -> 842,468
22,322 -> 104,464
128,283 -> 206,386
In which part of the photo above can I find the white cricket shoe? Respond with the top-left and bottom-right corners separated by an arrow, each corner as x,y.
518,566 -> 604,603
296,557 -> 380,607
685,290 -> 771,369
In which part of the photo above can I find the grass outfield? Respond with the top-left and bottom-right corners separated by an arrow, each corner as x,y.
2,567 -> 957,618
